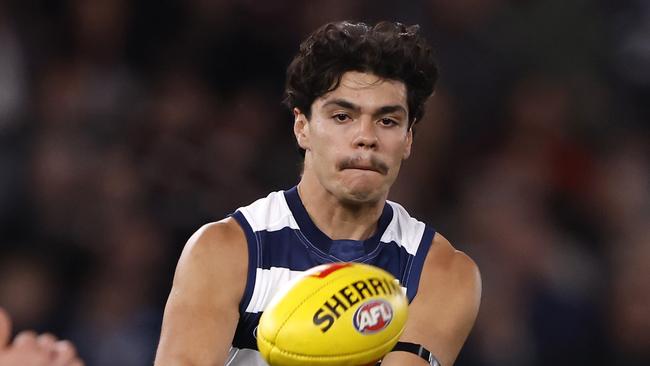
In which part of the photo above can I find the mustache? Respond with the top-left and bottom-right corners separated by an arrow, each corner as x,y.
338,156 -> 389,175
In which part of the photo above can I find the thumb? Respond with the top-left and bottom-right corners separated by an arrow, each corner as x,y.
0,307 -> 12,347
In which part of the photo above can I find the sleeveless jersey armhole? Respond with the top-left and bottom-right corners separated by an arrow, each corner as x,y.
230,210 -> 259,313
405,226 -> 436,302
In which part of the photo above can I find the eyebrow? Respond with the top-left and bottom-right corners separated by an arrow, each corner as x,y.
321,98 -> 408,117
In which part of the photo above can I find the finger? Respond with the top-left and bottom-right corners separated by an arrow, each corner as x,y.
13,330 -> 39,348
37,333 -> 59,360
8,332 -> 51,366
52,340 -> 80,366
0,307 -> 11,347
37,332 -> 58,347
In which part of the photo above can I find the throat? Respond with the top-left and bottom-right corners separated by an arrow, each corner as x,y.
298,186 -> 383,241
307,203 -> 382,241
283,185 -> 393,257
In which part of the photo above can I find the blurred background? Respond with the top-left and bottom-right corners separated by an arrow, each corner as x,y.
0,0 -> 648,365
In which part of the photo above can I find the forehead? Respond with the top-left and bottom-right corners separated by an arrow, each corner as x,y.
315,71 -> 407,111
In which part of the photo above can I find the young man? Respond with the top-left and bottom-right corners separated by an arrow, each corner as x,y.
155,21 -> 481,366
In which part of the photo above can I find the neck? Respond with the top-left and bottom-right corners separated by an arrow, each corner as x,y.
297,170 -> 387,241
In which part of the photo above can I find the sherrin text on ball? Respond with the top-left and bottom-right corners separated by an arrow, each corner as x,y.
257,262 -> 409,366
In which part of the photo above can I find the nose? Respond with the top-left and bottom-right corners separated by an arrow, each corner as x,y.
352,117 -> 378,149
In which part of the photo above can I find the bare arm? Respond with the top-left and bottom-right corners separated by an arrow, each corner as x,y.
155,218 -> 248,366
381,233 -> 482,366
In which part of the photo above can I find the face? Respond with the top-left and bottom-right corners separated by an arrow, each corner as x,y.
294,71 -> 413,204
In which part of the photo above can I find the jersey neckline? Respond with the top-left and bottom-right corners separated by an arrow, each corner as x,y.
283,186 -> 394,257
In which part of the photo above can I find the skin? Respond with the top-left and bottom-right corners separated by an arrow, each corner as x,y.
155,71 -> 481,365
294,72 -> 412,241
0,308 -> 84,366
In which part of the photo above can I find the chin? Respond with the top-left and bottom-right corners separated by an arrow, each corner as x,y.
327,170 -> 390,204
339,183 -> 385,204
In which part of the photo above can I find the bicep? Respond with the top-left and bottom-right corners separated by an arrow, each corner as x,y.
155,220 -> 248,366
156,285 -> 240,365
382,235 -> 482,366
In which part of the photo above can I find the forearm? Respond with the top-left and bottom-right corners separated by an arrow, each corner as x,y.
380,342 -> 442,366
381,352 -> 432,365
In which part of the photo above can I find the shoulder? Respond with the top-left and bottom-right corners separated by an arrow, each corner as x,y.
425,233 -> 481,288
385,201 -> 478,286
417,233 -> 482,315
181,218 -> 247,264
173,217 -> 248,302
416,232 -> 482,333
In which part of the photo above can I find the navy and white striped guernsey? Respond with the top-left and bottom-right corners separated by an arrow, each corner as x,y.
225,186 -> 436,365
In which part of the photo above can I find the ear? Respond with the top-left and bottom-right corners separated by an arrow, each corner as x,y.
293,108 -> 310,151
402,127 -> 413,160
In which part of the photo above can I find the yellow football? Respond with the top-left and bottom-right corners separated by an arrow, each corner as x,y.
257,262 -> 409,366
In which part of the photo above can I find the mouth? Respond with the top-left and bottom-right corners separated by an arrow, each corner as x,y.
345,165 -> 380,173
338,156 -> 389,175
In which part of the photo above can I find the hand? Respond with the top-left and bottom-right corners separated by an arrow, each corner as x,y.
0,308 -> 84,366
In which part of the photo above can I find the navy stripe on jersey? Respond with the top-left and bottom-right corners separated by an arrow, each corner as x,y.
231,210 -> 259,314
228,188 -> 435,359
405,225 -> 435,300
231,311 -> 262,350
228,222 -> 417,294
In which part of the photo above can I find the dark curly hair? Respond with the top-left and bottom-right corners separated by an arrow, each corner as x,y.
284,21 -> 438,128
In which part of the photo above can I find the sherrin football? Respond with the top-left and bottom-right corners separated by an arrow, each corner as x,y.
257,262 -> 409,366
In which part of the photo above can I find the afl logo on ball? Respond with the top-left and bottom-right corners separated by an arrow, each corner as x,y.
353,299 -> 393,334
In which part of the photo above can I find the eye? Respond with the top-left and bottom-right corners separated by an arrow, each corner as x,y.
333,113 -> 350,122
379,118 -> 398,126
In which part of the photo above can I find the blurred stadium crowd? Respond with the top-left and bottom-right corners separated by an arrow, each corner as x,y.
0,0 -> 648,365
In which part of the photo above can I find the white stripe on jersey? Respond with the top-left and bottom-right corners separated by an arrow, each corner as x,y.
238,191 -> 299,233
245,266 -> 407,314
237,192 -> 428,257
245,267 -> 305,313
381,201 -> 427,256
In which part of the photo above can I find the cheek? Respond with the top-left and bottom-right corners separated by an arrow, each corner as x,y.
383,141 -> 410,178
311,125 -> 344,160
310,136 -> 341,176
385,136 -> 410,161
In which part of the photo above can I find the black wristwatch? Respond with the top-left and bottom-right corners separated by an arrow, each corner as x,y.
377,341 -> 441,365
